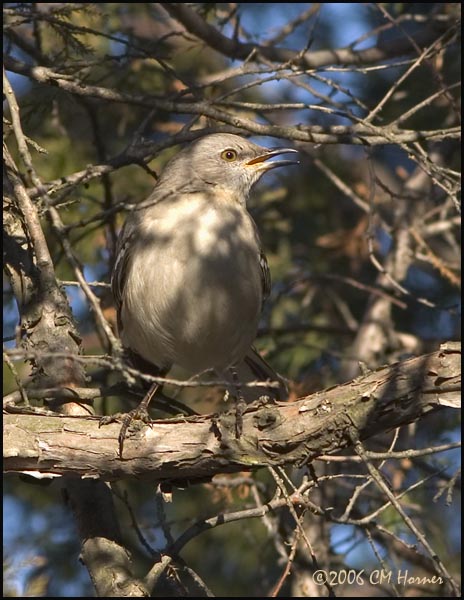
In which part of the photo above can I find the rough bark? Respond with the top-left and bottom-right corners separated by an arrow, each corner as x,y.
3,141 -> 148,597
4,342 -> 460,484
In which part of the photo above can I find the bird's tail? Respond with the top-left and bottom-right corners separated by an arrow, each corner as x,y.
241,346 -> 288,401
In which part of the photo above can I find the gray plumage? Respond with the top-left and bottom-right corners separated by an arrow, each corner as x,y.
112,133 -> 297,377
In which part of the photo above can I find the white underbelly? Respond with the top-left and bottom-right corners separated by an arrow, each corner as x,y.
120,198 -> 263,374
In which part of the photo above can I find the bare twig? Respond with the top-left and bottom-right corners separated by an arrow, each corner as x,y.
351,432 -> 460,596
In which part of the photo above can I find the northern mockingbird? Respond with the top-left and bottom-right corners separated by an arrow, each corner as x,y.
110,133 -> 298,454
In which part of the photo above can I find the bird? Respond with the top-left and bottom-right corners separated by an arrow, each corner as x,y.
109,133 -> 298,455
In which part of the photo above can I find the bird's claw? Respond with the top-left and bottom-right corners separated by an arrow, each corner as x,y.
99,408 -> 152,458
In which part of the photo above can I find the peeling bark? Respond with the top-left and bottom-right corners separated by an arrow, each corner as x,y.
3,140 -> 148,597
4,342 -> 460,484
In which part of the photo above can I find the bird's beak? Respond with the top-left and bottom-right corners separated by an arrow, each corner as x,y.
246,147 -> 299,171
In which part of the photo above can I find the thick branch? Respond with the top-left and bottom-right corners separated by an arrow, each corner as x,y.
3,73 -> 148,596
164,4 -> 457,69
4,57 -> 460,147
4,342 -> 460,483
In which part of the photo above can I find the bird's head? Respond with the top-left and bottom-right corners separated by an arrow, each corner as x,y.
158,133 -> 299,204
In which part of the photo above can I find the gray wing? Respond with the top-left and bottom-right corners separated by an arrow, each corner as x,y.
259,248 -> 271,308
111,218 -> 137,333
110,182 -> 172,333
249,214 -> 271,309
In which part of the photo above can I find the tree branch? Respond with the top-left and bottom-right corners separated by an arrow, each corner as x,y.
163,4 -> 457,70
3,69 -> 149,597
4,56 -> 460,147
4,342 -> 460,482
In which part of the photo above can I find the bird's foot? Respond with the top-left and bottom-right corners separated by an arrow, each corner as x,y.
234,394 -> 246,439
99,406 -> 152,458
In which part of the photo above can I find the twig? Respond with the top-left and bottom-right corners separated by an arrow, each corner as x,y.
350,430 -> 460,596
268,522 -> 303,597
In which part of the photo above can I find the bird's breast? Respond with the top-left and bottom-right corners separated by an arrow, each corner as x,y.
121,195 -> 263,373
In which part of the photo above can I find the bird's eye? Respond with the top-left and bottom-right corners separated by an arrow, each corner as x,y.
221,149 -> 238,162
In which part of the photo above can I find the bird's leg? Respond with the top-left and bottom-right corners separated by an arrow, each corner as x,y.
115,381 -> 160,457
99,381 -> 160,457
230,366 -> 246,438
100,355 -> 167,457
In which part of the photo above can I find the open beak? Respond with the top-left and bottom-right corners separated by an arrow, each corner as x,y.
246,147 -> 299,171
